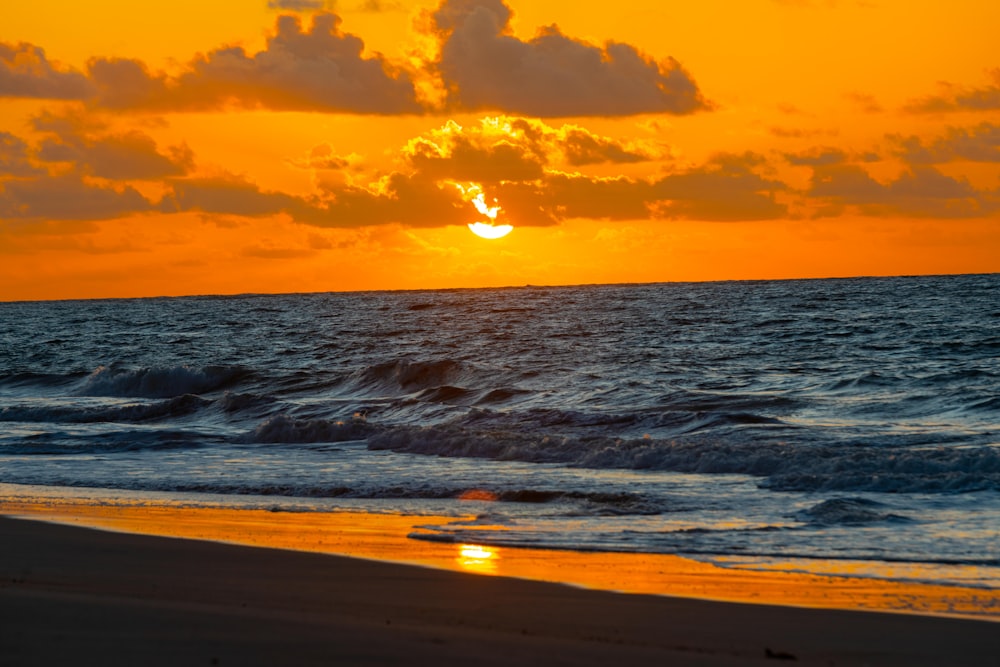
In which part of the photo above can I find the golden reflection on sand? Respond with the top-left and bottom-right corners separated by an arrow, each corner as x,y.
2,499 -> 997,620
457,544 -> 499,575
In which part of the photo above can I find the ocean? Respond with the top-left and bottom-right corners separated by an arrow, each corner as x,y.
1,274 -> 998,590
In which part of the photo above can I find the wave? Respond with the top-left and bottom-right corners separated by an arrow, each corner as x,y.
78,365 -> 250,398
797,498 -> 912,525
0,429 -> 216,455
0,371 -> 90,392
349,359 -> 471,394
0,394 -> 212,424
367,423 -> 1000,493
243,414 -> 373,444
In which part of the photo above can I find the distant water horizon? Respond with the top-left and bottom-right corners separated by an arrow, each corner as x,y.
2,273 -> 998,593
3,270 -> 997,305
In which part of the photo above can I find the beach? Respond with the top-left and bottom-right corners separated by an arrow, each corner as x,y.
2,279 -> 998,664
3,508 -> 999,666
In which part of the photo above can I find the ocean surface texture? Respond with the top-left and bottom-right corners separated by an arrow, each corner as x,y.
1,275 -> 998,589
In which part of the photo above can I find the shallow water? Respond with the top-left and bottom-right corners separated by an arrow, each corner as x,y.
1,275 -> 998,587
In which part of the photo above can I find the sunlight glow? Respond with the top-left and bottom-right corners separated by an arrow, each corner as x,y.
455,183 -> 514,239
468,222 -> 514,239
457,543 -> 499,574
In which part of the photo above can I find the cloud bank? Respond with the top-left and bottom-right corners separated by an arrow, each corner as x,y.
429,0 -> 709,117
0,1 -> 709,118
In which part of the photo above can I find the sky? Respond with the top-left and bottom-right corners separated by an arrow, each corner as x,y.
2,0 -> 999,300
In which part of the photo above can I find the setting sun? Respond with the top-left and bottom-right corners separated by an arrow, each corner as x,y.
2,3 -> 999,662
468,222 -> 514,239
0,0 -> 998,298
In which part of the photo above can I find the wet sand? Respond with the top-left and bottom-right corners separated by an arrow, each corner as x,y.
2,507 -> 999,665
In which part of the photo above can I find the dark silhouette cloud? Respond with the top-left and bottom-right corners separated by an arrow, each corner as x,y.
889,123 -> 1000,164
31,113 -> 194,180
268,0 -> 328,10
494,152 -> 788,225
3,4 -> 708,118
63,13 -> 421,113
784,147 -> 850,166
0,132 -> 45,177
428,0 -> 709,117
809,163 -> 998,218
1,12 -> 421,113
903,68 -> 1000,113
0,173 -> 154,220
398,116 -> 662,187
0,42 -> 93,100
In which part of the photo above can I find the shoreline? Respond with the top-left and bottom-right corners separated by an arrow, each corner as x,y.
2,513 -> 1000,666
2,499 -> 998,622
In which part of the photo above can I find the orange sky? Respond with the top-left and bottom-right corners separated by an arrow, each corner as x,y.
2,0 -> 998,300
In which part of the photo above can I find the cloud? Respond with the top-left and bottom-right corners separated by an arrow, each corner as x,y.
0,42 -> 93,100
494,151 -> 789,225
30,112 -> 193,180
0,173 -> 154,220
158,119 -> 773,231
0,132 -> 45,177
287,143 -> 357,170
560,127 -> 658,165
784,147 -> 850,166
87,13 -> 421,113
427,0 -> 709,117
159,170 -> 470,229
809,163 -> 997,218
398,116 -> 663,187
649,152 -> 789,221
400,118 -> 546,184
844,91 -> 883,113
903,68 -> 1000,113
4,4 -> 708,118
889,123 -> 1000,164
267,0 -> 329,10
163,175 -> 315,218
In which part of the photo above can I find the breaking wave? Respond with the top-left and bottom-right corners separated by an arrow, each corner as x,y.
368,423 -> 1000,493
78,365 -> 250,398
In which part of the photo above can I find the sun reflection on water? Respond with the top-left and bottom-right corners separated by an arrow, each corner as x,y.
457,544 -> 498,575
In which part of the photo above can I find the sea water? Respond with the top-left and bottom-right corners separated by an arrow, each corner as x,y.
1,275 -> 998,589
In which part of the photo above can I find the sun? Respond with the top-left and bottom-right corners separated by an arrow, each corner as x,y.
468,222 -> 514,239
460,188 -> 513,239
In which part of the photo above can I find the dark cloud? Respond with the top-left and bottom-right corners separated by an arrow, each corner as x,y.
0,132 -> 45,177
267,0 -> 328,10
561,127 -> 655,165
809,164 -> 997,218
4,4 -> 708,118
88,13 -> 421,113
0,42 -> 93,100
844,92 -> 883,113
160,171 -> 470,229
316,173 -> 470,227
428,0 -> 709,117
494,152 -> 788,225
288,143 -> 354,170
397,117 -> 662,188
163,175 -> 312,218
903,68 -> 1000,113
354,0 -> 405,11
401,120 -> 546,184
0,173 -> 154,220
784,147 -> 850,166
31,113 -> 193,180
649,152 -> 789,221
889,123 -> 1000,164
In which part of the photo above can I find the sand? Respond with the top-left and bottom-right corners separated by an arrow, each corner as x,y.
2,510 -> 999,666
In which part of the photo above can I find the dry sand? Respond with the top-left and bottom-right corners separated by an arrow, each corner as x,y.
2,511 -> 999,666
